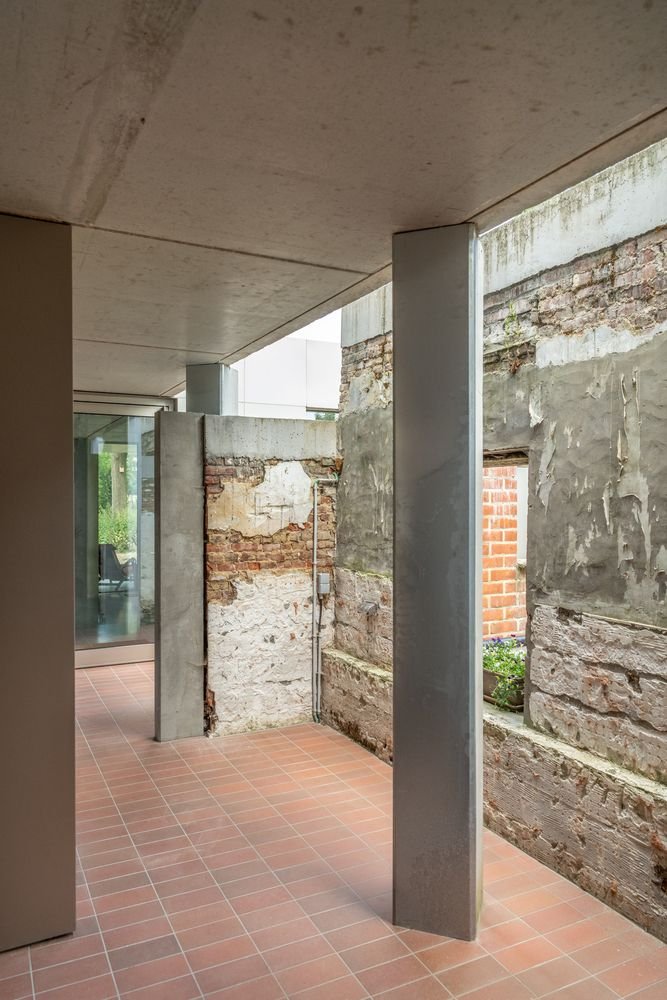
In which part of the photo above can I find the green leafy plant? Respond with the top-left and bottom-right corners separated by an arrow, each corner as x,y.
503,302 -> 522,344
98,507 -> 136,552
483,636 -> 526,710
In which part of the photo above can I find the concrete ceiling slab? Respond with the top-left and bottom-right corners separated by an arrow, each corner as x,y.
2,0 -> 666,394
72,227 -> 364,365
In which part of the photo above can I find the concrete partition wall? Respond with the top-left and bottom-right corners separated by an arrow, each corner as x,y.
393,224 -> 483,941
0,215 -> 75,951
155,411 -> 205,741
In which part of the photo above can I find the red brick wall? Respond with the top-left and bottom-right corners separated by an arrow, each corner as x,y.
483,465 -> 527,639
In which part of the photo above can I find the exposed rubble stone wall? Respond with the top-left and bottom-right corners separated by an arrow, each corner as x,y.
204,417 -> 338,735
485,708 -> 667,942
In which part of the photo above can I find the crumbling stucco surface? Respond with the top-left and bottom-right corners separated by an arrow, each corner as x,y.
208,460 -> 313,536
485,707 -> 667,942
204,416 -> 337,736
209,571 -> 332,734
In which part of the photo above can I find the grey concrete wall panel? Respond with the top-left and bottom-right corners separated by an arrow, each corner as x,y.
527,330 -> 667,628
186,362 -> 238,415
337,407 -> 393,576
155,411 -> 205,741
0,215 -> 75,951
205,415 -> 337,462
341,284 -> 392,347
393,224 -> 483,940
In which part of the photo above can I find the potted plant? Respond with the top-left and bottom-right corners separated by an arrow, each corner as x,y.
483,636 -> 525,710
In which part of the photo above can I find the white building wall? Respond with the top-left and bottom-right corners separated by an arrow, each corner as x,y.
233,312 -> 341,418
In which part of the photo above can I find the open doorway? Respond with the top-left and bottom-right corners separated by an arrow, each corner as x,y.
482,457 -> 529,712
73,396 -> 171,668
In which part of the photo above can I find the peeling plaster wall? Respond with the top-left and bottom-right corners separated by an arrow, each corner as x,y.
204,417 -> 338,735
487,225 -> 667,779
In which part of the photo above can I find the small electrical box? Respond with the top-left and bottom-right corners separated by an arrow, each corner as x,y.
316,572 -> 330,596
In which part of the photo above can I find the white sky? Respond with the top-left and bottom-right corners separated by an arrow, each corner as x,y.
288,310 -> 341,343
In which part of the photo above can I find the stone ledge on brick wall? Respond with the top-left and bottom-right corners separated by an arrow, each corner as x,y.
320,648 -> 393,763
484,706 -> 667,941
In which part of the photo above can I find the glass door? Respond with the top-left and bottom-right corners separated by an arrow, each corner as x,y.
73,399 -> 169,666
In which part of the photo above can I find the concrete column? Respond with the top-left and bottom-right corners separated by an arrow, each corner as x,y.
186,362 -> 238,415
155,411 -> 205,740
0,215 -> 75,950
392,224 -> 483,940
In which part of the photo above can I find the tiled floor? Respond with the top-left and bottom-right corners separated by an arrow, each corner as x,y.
1,664 -> 665,999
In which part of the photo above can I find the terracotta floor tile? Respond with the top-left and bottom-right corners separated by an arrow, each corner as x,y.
437,954 -> 509,996
34,973 -> 118,1000
356,954 -> 430,994
572,934 -> 647,974
378,976 -> 452,1000
289,974 -> 368,1000
33,953 -> 111,993
479,918 -> 538,953
251,915 -> 321,952
108,932 -> 181,971
168,901 -> 234,932
195,954 -> 270,994
597,951 -> 667,997
524,903 -> 585,934
327,916 -> 394,953
103,916 -> 173,951
275,953 -> 350,994
341,933 -> 410,973
31,933 -> 105,970
462,977 -> 534,1000
114,953 -> 191,994
203,973 -> 285,999
418,939 -> 486,974
540,979 -> 619,999
117,973 -> 201,999
0,950 -> 30,983
176,916 -> 247,952
516,955 -> 590,997
0,973 -> 33,1000
12,665 -> 665,1000
186,933 -> 257,972
496,936 -> 563,974
547,918 -> 613,953
262,932 -> 333,973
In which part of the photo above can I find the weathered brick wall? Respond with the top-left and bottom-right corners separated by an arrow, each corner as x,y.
203,419 -> 338,735
482,465 -> 526,638
338,330 -> 393,414
484,228 -> 666,353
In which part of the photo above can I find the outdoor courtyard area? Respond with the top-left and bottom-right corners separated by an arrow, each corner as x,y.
2,663 -> 665,1000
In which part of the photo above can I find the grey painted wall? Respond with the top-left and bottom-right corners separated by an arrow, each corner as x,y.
0,215 -> 75,951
